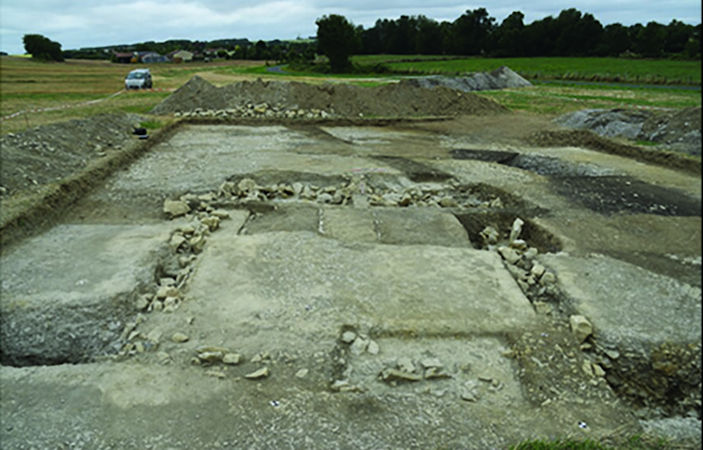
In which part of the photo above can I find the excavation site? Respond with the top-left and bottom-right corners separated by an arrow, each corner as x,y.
0,76 -> 701,448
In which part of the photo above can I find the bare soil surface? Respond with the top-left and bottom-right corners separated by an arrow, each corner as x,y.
0,79 -> 701,449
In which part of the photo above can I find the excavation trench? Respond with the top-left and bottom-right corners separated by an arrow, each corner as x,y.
451,149 -> 701,216
0,122 -> 699,446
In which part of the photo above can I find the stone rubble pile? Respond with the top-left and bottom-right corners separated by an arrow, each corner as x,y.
378,356 -> 451,385
174,103 -> 333,120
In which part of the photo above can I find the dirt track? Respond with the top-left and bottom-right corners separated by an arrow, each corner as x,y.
0,80 -> 701,448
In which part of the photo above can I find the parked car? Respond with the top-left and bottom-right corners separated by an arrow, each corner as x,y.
125,68 -> 152,89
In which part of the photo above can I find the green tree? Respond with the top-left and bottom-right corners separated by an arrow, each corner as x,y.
494,11 -> 526,56
316,14 -> 360,72
451,8 -> 496,55
23,34 -> 64,61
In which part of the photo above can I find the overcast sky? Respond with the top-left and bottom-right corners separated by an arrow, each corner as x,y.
1,1 -> 700,54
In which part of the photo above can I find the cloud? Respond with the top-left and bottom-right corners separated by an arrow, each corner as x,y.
1,0 -> 700,53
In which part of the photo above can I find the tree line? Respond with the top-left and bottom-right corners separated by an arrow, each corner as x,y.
23,7 -> 700,65
356,8 -> 700,59
316,8 -> 700,72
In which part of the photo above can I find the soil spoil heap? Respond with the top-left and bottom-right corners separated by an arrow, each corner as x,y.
151,76 -> 508,117
554,107 -> 702,157
0,113 -> 142,197
404,66 -> 532,92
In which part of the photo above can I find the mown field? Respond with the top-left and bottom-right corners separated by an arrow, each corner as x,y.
0,55 -> 700,134
353,55 -> 701,85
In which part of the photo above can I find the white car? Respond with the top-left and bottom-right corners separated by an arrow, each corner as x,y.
125,69 -> 152,89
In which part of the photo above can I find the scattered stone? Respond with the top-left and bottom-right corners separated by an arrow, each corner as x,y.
211,209 -> 230,219
197,351 -> 225,363
160,277 -> 176,286
349,337 -> 368,355
169,233 -> 186,250
205,369 -> 226,379
509,239 -> 528,250
479,226 -> 500,245
438,196 -> 458,207
189,235 -> 206,253
367,339 -> 380,355
531,263 -> 546,279
523,247 -> 538,260
163,200 -> 190,218
163,296 -> 180,313
397,357 -> 415,373
295,368 -> 309,378
201,216 -> 220,231
250,352 -> 270,363
171,332 -> 189,343
603,348 -> 620,360
497,246 -> 521,265
237,178 -> 257,194
540,271 -> 557,285
341,331 -> 357,344
317,193 -> 333,204
223,353 -> 242,365
582,360 -> 594,377
424,367 -> 451,380
461,390 -> 479,402
592,363 -> 606,377
245,367 -> 270,379
180,224 -> 196,234
380,368 -> 422,383
509,218 -> 524,242
330,379 -> 363,392
156,285 -> 179,299
135,294 -> 150,311
569,315 -> 594,343
420,358 -> 443,369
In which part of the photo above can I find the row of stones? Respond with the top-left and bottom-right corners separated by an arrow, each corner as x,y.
217,177 -> 501,209
174,104 -> 333,120
490,218 -> 609,380
117,202 -> 235,358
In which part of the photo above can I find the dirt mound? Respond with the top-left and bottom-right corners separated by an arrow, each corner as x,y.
555,107 -> 701,156
405,66 -> 532,91
0,113 -> 143,197
151,76 -> 508,117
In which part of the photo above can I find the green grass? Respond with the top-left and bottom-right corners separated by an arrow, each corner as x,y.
0,56 -> 265,133
480,83 -> 701,115
1,54 -> 700,134
214,63 -> 394,81
510,439 -> 609,450
510,434 -> 682,450
375,56 -> 701,85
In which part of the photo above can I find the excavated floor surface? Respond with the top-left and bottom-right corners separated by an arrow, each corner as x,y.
1,121 -> 701,448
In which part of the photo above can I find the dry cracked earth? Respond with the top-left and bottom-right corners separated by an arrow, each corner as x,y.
1,115 -> 701,448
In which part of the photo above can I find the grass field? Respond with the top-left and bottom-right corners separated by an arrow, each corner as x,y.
1,55 -> 700,134
372,56 -> 701,85
0,57 -> 265,132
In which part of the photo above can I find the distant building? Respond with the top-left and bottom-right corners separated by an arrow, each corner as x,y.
113,51 -> 136,63
169,50 -> 193,63
204,47 -> 226,57
139,51 -> 169,63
